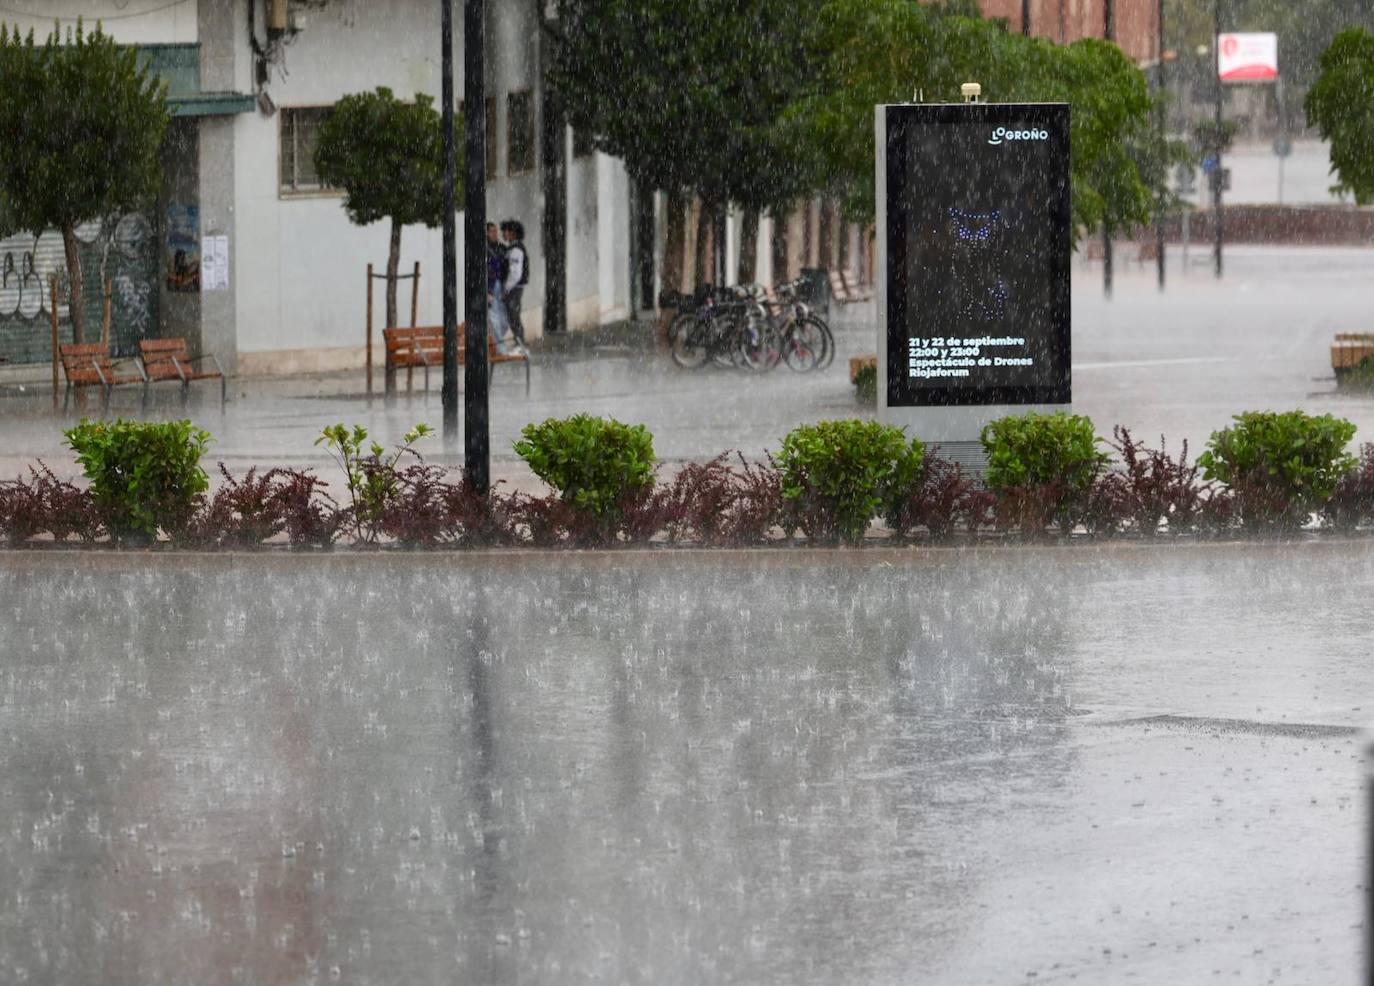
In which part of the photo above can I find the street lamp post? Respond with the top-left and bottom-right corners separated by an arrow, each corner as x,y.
1213,0 -> 1224,280
463,0 -> 490,492
1154,0 -> 1166,290
441,0 -> 458,439
1102,0 -> 1115,298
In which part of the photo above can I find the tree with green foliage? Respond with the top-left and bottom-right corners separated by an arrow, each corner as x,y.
1305,27 -> 1374,204
0,21 -> 168,344
787,0 -> 1163,243
314,87 -> 455,329
549,0 -> 823,288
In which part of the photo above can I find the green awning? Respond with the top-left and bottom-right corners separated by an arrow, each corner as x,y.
169,92 -> 256,117
138,44 -> 254,118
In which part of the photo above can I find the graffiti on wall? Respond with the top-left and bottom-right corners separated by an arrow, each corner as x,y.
0,214 -> 159,362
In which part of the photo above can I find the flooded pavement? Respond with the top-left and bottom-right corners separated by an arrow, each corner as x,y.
0,543 -> 1366,984
4,246 -> 1374,493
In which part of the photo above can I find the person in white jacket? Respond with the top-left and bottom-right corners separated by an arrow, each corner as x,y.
500,219 -> 529,351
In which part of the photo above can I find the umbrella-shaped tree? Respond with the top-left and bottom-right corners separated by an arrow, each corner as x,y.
0,20 -> 168,344
1306,26 -> 1374,204
313,87 -> 458,329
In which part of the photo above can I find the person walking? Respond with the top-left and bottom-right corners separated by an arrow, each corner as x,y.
500,219 -> 529,351
486,222 -> 509,355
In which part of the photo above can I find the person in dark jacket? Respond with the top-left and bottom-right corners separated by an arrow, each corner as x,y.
500,219 -> 529,350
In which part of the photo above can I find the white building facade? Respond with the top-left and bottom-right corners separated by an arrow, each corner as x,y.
0,0 -> 635,376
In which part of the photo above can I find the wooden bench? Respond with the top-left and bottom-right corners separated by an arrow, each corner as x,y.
383,324 -> 530,397
58,343 -> 145,412
840,268 -> 874,302
138,338 -> 227,408
828,269 -> 859,305
1332,332 -> 1374,381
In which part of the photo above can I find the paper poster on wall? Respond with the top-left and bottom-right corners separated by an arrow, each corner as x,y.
202,235 -> 229,291
166,204 -> 200,292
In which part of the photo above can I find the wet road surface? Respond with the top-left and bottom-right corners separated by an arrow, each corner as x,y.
0,543 -> 1366,984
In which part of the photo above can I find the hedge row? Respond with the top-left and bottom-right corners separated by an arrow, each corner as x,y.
3,411 -> 1373,549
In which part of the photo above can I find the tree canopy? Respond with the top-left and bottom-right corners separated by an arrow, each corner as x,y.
552,0 -> 1164,246
1305,27 -> 1374,204
0,20 -> 168,341
786,0 -> 1162,240
549,0 -> 822,214
314,86 -> 451,230
314,87 -> 457,330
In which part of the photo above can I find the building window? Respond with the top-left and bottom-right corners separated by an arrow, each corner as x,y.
572,126 -> 595,159
279,105 -> 332,195
459,97 -> 500,180
507,90 -> 535,176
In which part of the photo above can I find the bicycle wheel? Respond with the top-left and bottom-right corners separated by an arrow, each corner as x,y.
801,314 -> 835,369
783,320 -> 823,372
740,317 -> 783,372
711,311 -> 743,368
667,311 -> 695,347
670,316 -> 710,369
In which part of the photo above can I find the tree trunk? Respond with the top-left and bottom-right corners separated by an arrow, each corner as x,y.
663,191 -> 686,295
693,199 -> 712,290
61,222 -> 86,345
738,208 -> 759,284
540,52 -> 567,335
386,219 -> 402,329
770,210 -> 788,285
818,199 -> 834,270
635,180 -> 656,309
714,207 -> 727,286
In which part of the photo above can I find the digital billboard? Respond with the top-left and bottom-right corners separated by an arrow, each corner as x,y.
884,103 -> 1071,408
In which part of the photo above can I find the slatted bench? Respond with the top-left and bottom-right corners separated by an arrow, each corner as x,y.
1332,333 -> 1374,382
138,338 -> 227,408
382,325 -> 530,397
58,343 -> 145,412
840,268 -> 874,302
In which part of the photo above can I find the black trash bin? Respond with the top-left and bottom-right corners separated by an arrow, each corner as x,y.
798,267 -> 831,317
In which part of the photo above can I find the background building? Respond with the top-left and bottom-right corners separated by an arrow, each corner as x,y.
0,0 -> 635,376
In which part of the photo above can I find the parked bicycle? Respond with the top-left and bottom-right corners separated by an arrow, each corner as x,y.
667,280 -> 834,375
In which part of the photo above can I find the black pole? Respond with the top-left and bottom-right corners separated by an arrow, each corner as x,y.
1103,0 -> 1114,299
464,0 -> 490,491
441,0 -> 459,440
1213,0 -> 1224,279
540,7 -> 567,336
1155,0 -> 1166,290
1021,0 -> 1030,35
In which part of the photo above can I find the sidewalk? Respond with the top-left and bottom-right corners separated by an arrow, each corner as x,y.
5,245 -> 1374,492
0,305 -> 876,493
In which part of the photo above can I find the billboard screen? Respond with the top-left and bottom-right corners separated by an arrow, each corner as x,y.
1218,33 -> 1278,82
884,103 -> 1071,407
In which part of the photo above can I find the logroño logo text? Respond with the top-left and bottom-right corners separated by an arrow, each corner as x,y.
988,127 -> 1049,145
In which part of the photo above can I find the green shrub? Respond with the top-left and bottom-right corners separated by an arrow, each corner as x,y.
775,419 -> 924,544
514,415 -> 656,531
1197,410 -> 1357,528
980,411 -> 1108,492
63,418 -> 211,542
853,363 -> 876,406
979,411 -> 1109,535
316,422 -> 432,544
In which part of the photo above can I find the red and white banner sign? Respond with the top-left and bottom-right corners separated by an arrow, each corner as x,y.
1218,33 -> 1278,82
